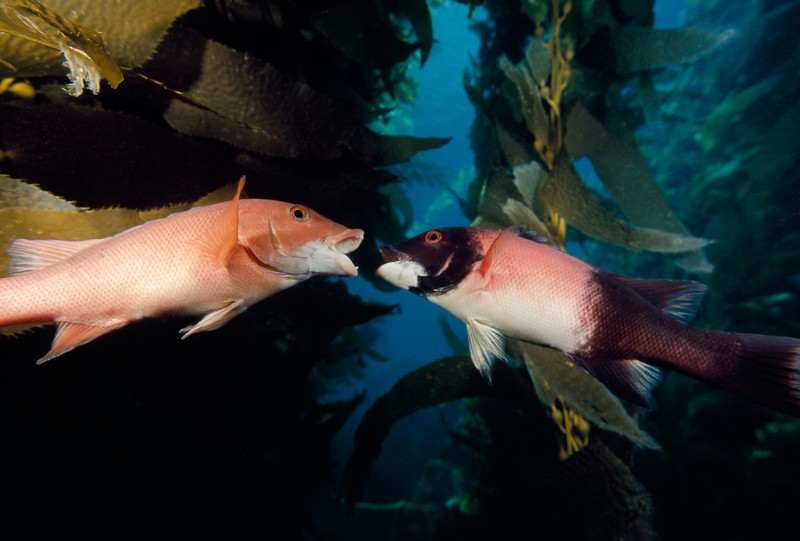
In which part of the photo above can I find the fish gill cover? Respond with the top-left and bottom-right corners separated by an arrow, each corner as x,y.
0,0 -> 799,539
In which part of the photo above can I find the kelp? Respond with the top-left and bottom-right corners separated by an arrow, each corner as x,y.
509,341 -> 660,450
485,38 -> 713,264
146,26 -> 449,164
0,101 -> 246,207
306,0 -> 433,68
0,0 -> 201,93
535,439 -> 654,540
0,0 -> 124,94
498,0 -> 572,170
340,356 -> 545,509
509,150 -> 710,254
565,103 -> 714,273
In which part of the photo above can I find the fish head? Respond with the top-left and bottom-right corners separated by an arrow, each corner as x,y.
376,227 -> 490,296
239,200 -> 364,278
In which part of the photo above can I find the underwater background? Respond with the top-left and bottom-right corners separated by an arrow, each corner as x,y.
0,0 -> 798,539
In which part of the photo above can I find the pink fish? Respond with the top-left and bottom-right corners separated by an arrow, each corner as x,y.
0,177 -> 364,363
376,226 -> 800,417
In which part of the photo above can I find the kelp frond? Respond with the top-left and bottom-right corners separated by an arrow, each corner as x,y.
500,0 -> 573,170
0,0 -> 122,95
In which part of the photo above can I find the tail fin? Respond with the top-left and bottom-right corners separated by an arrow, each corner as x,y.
727,334 -> 800,417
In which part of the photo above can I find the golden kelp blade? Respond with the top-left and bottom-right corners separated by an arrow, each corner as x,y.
0,0 -> 122,94
0,0 -> 202,93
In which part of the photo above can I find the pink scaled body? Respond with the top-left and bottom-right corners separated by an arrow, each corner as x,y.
0,177 -> 363,363
377,226 -> 800,418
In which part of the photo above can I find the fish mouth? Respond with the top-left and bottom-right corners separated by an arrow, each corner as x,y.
321,228 -> 364,278
378,245 -> 409,263
326,228 -> 364,255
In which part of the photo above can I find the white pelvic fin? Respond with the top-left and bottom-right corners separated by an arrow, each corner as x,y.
180,299 -> 246,339
8,238 -> 105,275
466,318 -> 508,383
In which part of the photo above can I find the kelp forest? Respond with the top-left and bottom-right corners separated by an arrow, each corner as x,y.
0,0 -> 798,539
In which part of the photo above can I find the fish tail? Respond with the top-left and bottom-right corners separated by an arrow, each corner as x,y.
723,333 -> 800,417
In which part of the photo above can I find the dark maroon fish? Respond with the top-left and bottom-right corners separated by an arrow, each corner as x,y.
376,226 -> 800,417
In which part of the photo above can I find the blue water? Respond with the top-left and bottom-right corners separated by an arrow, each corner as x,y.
330,0 -> 695,529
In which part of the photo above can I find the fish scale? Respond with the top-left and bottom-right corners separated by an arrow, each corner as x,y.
0,178 -> 364,363
376,225 -> 800,418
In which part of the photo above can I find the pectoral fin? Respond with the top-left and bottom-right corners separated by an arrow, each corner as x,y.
479,226 -> 522,287
180,299 -> 246,338
193,176 -> 246,267
37,320 -> 129,364
466,318 -> 507,383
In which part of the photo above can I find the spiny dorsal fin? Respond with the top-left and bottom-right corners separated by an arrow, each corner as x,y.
479,226 -> 522,278
195,176 -> 246,268
8,238 -> 105,275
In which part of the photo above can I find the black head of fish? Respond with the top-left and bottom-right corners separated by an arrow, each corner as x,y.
378,227 -> 485,296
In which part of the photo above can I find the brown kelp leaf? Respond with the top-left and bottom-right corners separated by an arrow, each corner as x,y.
340,356 -> 544,509
610,25 -> 736,74
0,0 -> 201,90
499,56 -> 550,146
0,102 -> 245,208
530,153 -> 710,254
0,174 -> 77,211
563,100 -> 609,160
524,37 -> 551,87
567,104 -> 713,273
0,0 -> 123,94
150,27 -> 449,164
398,0 -> 433,67
501,199 -> 553,243
305,0 -> 420,70
510,341 -> 660,450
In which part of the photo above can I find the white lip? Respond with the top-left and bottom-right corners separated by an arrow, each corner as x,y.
264,228 -> 364,278
309,228 -> 365,277
375,259 -> 427,290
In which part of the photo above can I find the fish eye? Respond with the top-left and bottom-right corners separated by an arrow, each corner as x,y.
289,205 -> 309,222
425,230 -> 442,243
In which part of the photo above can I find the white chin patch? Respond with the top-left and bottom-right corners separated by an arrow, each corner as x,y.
375,260 -> 427,290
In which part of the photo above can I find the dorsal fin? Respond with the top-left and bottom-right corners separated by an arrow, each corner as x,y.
519,230 -> 549,243
195,176 -> 246,268
610,273 -> 708,322
8,238 -> 105,275
479,226 -> 522,278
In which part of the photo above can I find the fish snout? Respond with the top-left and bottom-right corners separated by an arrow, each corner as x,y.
375,246 -> 424,290
325,228 -> 364,255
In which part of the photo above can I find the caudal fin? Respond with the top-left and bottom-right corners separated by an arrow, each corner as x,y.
726,334 -> 800,417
